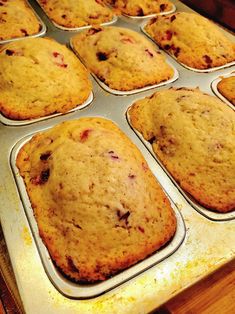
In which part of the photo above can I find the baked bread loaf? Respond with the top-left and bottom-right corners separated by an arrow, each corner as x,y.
0,0 -> 41,41
16,117 -> 176,282
105,0 -> 174,16
144,12 -> 235,69
0,37 -> 92,120
217,76 -> 235,106
71,26 -> 174,91
37,0 -> 114,28
129,88 -> 235,213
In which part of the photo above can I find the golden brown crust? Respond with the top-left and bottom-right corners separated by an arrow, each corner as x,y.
217,76 -> 235,106
71,26 -> 174,91
145,12 -> 235,69
0,0 -> 41,41
0,37 -> 92,120
37,0 -> 114,28
16,118 -> 176,282
105,0 -> 173,16
129,88 -> 235,213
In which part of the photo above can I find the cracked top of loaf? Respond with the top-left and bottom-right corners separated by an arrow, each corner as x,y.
0,37 -> 92,120
71,26 -> 174,91
105,0 -> 173,16
37,0 -> 114,28
129,87 -> 235,213
144,12 -> 235,69
0,0 -> 41,41
16,117 -> 176,282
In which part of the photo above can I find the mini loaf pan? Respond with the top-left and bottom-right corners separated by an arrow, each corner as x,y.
0,92 -> 93,127
10,121 -> 186,299
211,72 -> 235,110
0,0 -> 46,45
70,40 -> 179,96
118,3 -> 176,19
35,0 -> 118,32
126,108 -> 235,222
140,22 -> 235,73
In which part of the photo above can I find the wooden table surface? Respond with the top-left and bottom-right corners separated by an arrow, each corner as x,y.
157,258 -> 235,314
0,300 -> 5,314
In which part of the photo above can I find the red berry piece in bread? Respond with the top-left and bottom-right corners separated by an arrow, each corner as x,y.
138,226 -> 145,233
5,49 -> 15,56
160,4 -> 167,11
52,51 -> 68,68
121,36 -> 136,44
21,29 -> 28,36
145,48 -> 154,57
108,151 -> 119,160
80,129 -> 92,142
96,51 -> 108,61
203,55 -> 213,64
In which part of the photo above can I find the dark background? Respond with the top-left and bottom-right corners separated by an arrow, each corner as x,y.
181,0 -> 235,31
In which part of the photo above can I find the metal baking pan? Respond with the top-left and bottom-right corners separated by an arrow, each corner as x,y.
118,4 -> 176,19
0,0 -> 235,313
35,0 -> 118,32
211,72 -> 235,110
0,0 -> 46,45
0,92 -> 93,127
70,39 -> 179,96
126,108 -> 235,221
140,22 -> 235,73
10,124 -> 186,299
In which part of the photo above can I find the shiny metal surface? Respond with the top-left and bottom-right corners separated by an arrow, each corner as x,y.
0,0 -> 235,313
